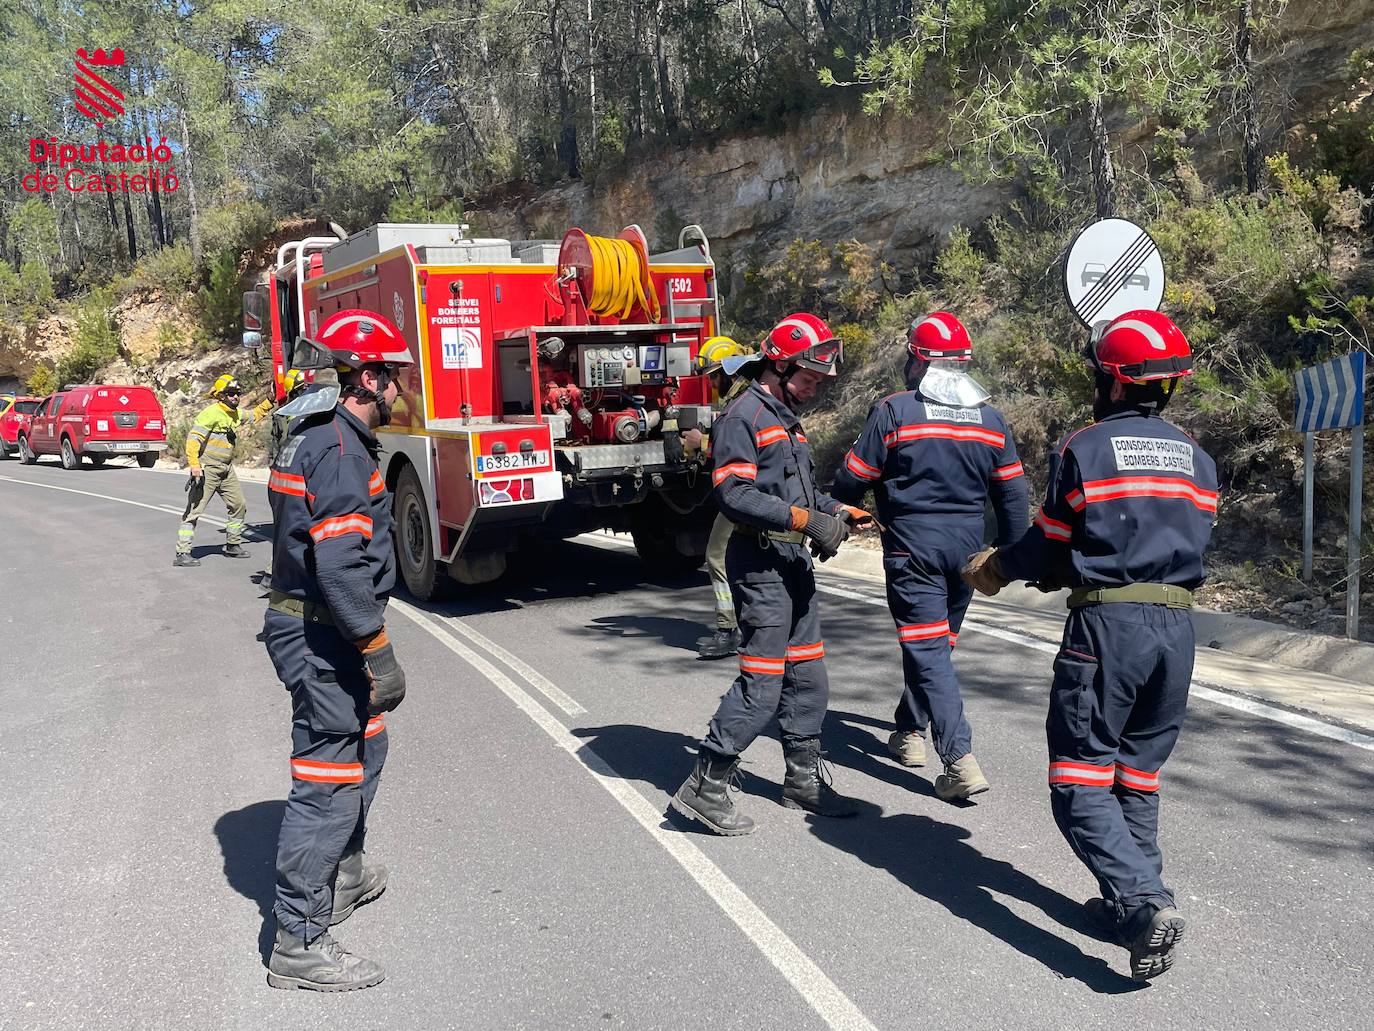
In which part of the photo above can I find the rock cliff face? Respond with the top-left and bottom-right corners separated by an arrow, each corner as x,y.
472,104 -> 1007,292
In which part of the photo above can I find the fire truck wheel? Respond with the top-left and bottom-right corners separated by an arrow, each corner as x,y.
60,436 -> 81,470
630,521 -> 706,575
394,464 -> 448,601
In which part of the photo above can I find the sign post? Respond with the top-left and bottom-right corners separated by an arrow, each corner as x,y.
1294,351 -> 1366,638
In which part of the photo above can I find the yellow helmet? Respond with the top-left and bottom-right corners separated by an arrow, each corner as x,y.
208,374 -> 241,398
694,336 -> 747,375
283,368 -> 306,396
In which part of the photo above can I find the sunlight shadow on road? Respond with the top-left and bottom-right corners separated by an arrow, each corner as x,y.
214,800 -> 284,964
805,805 -> 1142,995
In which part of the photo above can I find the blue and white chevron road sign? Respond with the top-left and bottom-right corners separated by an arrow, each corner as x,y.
1295,352 -> 1365,432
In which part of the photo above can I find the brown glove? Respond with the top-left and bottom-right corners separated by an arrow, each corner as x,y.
961,546 -> 1010,597
841,505 -> 876,530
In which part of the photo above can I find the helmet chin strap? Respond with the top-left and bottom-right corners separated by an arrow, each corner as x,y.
343,366 -> 394,425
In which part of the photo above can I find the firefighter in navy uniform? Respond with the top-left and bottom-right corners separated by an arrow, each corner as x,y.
671,313 -> 871,835
831,312 -> 1028,800
262,310 -> 412,991
962,310 -> 1217,981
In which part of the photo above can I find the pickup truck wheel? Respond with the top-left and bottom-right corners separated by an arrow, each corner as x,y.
60,436 -> 80,470
394,464 -> 448,601
18,435 -> 37,465
88,454 -> 106,467
137,453 -> 157,469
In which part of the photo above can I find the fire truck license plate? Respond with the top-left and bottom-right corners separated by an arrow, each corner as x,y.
477,451 -> 548,473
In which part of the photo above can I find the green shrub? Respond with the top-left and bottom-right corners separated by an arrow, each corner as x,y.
19,261 -> 54,309
26,364 -> 57,395
165,418 -> 190,461
120,243 -> 195,298
385,193 -> 465,225
934,227 -> 988,301
199,201 -> 276,264
197,250 -> 241,347
57,287 -> 120,385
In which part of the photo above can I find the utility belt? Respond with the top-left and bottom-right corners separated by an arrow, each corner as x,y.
1067,584 -> 1194,610
733,526 -> 805,546
268,589 -> 335,626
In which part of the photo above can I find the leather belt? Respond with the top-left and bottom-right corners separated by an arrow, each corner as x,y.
268,590 -> 335,626
1067,584 -> 1194,609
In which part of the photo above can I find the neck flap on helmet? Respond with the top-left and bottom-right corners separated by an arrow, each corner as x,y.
918,361 -> 990,407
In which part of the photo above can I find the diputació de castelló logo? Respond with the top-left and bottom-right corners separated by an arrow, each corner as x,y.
23,46 -> 181,196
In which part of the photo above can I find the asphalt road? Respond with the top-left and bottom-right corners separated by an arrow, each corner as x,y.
2,457 -> 1371,1031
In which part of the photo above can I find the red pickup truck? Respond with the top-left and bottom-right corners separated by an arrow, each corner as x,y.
0,395 -> 43,458
16,385 -> 167,469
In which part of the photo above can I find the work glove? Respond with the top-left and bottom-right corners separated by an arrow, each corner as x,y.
791,506 -> 849,562
661,417 -> 684,463
961,546 -> 1010,597
356,628 -> 407,714
841,505 -> 876,531
254,398 -> 274,418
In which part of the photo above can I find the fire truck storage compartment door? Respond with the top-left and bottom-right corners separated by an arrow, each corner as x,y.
498,341 -> 535,415
424,272 -> 496,421
434,434 -> 476,532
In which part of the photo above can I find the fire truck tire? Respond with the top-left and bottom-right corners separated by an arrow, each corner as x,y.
60,436 -> 80,470
630,522 -> 706,574
393,464 -> 448,601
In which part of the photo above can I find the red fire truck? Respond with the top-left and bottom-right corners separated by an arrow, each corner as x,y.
244,222 -> 723,598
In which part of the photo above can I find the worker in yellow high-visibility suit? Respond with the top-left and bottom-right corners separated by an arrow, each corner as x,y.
174,374 -> 273,567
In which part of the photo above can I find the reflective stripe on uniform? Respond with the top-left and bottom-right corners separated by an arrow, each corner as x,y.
1080,476 -> 1218,513
883,424 -> 1005,449
898,620 -> 951,643
712,462 -> 758,486
1036,508 -> 1072,542
270,470 -> 307,497
739,653 -> 786,675
1048,761 -> 1114,787
755,426 -> 790,448
291,759 -> 364,783
991,461 -> 1024,481
844,450 -> 882,481
948,632 -> 958,648
365,715 -> 386,739
1113,762 -> 1160,792
785,641 -> 825,663
368,471 -> 386,497
309,514 -> 373,543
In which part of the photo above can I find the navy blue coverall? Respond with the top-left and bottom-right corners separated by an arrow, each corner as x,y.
702,380 -> 848,757
264,406 -> 396,942
832,392 -> 1028,765
998,406 -> 1218,927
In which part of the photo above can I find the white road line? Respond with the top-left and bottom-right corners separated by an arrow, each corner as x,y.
429,614 -> 587,715
1,474 -> 186,517
815,582 -> 1374,753
390,596 -> 878,1031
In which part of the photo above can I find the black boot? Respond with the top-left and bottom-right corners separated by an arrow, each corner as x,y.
670,751 -> 755,835
1126,905 -> 1186,981
224,543 -> 248,558
266,928 -> 385,991
330,849 -> 389,926
696,628 -> 742,660
782,738 -> 859,817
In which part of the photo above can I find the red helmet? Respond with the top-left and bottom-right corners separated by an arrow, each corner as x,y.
315,309 -> 414,370
1092,310 -> 1192,383
762,313 -> 841,377
908,311 -> 972,362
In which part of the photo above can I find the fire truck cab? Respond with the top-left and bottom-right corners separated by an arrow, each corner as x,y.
246,221 -> 723,598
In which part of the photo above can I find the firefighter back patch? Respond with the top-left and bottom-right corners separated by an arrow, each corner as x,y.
1110,436 -> 1195,476
924,404 -> 983,424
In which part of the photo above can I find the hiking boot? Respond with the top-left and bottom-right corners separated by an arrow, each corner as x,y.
224,543 -> 248,558
266,928 -> 385,991
1083,897 -> 1127,945
1126,906 -> 1186,981
330,850 -> 389,926
172,553 -> 200,568
887,729 -> 927,767
670,751 -> 755,835
935,753 -> 991,801
781,737 -> 859,818
696,628 -> 742,660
